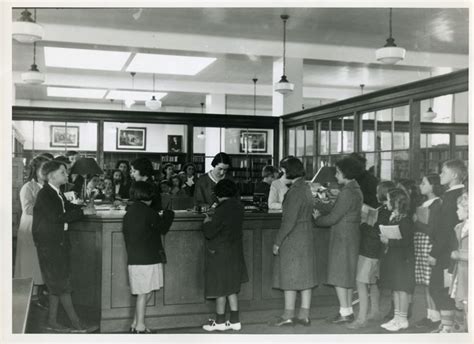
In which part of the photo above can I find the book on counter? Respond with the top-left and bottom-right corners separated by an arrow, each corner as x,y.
415,206 -> 430,225
380,225 -> 402,240
361,204 -> 379,226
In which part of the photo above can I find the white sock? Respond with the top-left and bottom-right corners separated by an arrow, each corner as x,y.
431,310 -> 441,322
347,307 -> 354,315
427,309 -> 433,320
340,307 -> 352,316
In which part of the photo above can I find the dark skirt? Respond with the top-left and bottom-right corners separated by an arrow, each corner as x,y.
379,246 -> 415,293
204,240 -> 248,298
36,244 -> 72,295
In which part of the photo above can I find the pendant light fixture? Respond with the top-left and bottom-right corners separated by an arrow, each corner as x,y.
360,84 -> 365,95
274,14 -> 294,94
145,73 -> 162,110
12,9 -> 44,43
252,77 -> 258,115
197,102 -> 205,139
423,73 -> 437,121
21,41 -> 44,84
124,72 -> 136,108
376,8 -> 406,64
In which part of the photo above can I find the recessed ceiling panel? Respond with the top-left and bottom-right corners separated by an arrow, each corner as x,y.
127,53 -> 217,75
47,86 -> 107,99
107,90 -> 167,101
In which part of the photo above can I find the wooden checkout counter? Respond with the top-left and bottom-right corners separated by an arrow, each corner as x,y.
68,209 -> 335,332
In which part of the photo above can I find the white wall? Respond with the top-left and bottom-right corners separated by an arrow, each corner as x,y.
103,122 -> 186,152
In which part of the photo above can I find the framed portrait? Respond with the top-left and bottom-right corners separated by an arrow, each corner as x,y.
240,130 -> 267,153
50,125 -> 80,147
116,127 -> 147,150
168,135 -> 183,153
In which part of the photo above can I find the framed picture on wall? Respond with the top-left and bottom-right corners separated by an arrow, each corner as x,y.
240,130 -> 267,153
50,125 -> 80,148
116,127 -> 147,150
168,135 -> 183,153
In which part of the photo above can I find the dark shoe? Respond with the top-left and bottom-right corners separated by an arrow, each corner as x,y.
34,299 -> 49,310
295,318 -> 311,326
268,317 -> 295,327
415,317 -> 435,329
327,313 -> 355,324
129,327 -> 136,333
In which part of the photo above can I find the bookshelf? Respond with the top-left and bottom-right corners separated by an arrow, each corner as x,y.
192,154 -> 205,176
103,152 -> 187,175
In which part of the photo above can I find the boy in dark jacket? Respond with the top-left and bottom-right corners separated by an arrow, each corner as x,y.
428,159 -> 467,333
123,181 -> 174,334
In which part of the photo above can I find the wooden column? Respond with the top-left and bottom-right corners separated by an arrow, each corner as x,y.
97,120 -> 104,167
312,119 -> 318,174
409,99 -> 421,180
186,123 -> 194,163
353,111 -> 361,152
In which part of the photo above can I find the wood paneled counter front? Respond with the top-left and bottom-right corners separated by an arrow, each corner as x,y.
68,210 -> 335,332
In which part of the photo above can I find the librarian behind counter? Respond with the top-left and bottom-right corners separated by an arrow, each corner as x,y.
194,152 -> 239,209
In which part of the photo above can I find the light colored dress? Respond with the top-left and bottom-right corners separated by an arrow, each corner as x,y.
268,178 -> 289,210
14,180 -> 44,284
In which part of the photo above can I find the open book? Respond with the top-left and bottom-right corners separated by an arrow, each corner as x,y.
415,206 -> 430,225
361,204 -> 379,226
311,166 -> 338,185
380,225 -> 402,240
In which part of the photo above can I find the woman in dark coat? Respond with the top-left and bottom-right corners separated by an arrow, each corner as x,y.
313,156 -> 364,324
202,179 -> 248,332
270,157 -> 318,327
33,160 -> 97,332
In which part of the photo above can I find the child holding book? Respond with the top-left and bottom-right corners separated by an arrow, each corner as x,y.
122,181 -> 174,334
347,181 -> 395,329
413,174 -> 443,329
379,188 -> 415,332
449,192 -> 469,332
201,179 -> 248,332
428,159 -> 467,333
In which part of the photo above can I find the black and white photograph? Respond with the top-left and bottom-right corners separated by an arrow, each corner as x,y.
3,2 -> 472,343
116,127 -> 146,150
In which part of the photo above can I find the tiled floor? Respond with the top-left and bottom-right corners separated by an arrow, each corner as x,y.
26,285 -> 462,335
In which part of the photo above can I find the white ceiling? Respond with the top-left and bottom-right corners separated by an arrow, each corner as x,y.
12,7 -> 469,114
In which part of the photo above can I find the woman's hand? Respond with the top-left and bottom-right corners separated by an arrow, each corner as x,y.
312,209 -> 321,220
380,233 -> 389,244
272,244 -> 279,256
427,255 -> 437,266
203,213 -> 212,223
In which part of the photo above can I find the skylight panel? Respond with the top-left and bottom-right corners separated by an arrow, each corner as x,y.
127,53 -> 216,75
44,47 -> 131,71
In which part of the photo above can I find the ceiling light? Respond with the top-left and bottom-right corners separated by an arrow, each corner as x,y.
146,74 -> 162,110
44,47 -> 131,71
47,87 -> 107,99
124,72 -> 136,108
21,42 -> 44,85
376,8 -> 406,64
197,131 -> 205,140
127,53 -> 216,75
274,15 -> 294,95
12,9 -> 44,43
252,77 -> 258,115
423,106 -> 437,121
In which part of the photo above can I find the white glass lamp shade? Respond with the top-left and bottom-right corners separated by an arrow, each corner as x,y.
376,46 -> 406,64
423,107 -> 437,121
274,75 -> 294,95
12,21 -> 44,43
145,96 -> 162,110
21,64 -> 44,84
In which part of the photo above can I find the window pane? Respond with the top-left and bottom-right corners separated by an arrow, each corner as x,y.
361,112 -> 375,151
296,126 -> 305,156
303,156 -> 314,180
376,109 -> 392,151
453,91 -> 468,123
364,153 -> 377,177
288,128 -> 295,156
393,105 -> 409,149
305,123 -> 314,156
343,115 -> 354,153
393,132 -> 409,150
380,151 -> 392,180
393,151 -> 410,180
421,94 -> 454,123
330,119 -> 342,154
456,134 -> 469,146
319,120 -> 330,154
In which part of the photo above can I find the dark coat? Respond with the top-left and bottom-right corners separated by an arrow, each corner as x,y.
32,182 -> 84,295
254,181 -> 271,200
273,178 -> 318,290
356,171 -> 379,209
379,216 -> 415,293
122,202 -> 174,265
414,198 -> 442,239
203,198 -> 248,297
359,205 -> 392,259
430,188 -> 463,269
116,182 -> 130,199
315,180 -> 362,288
